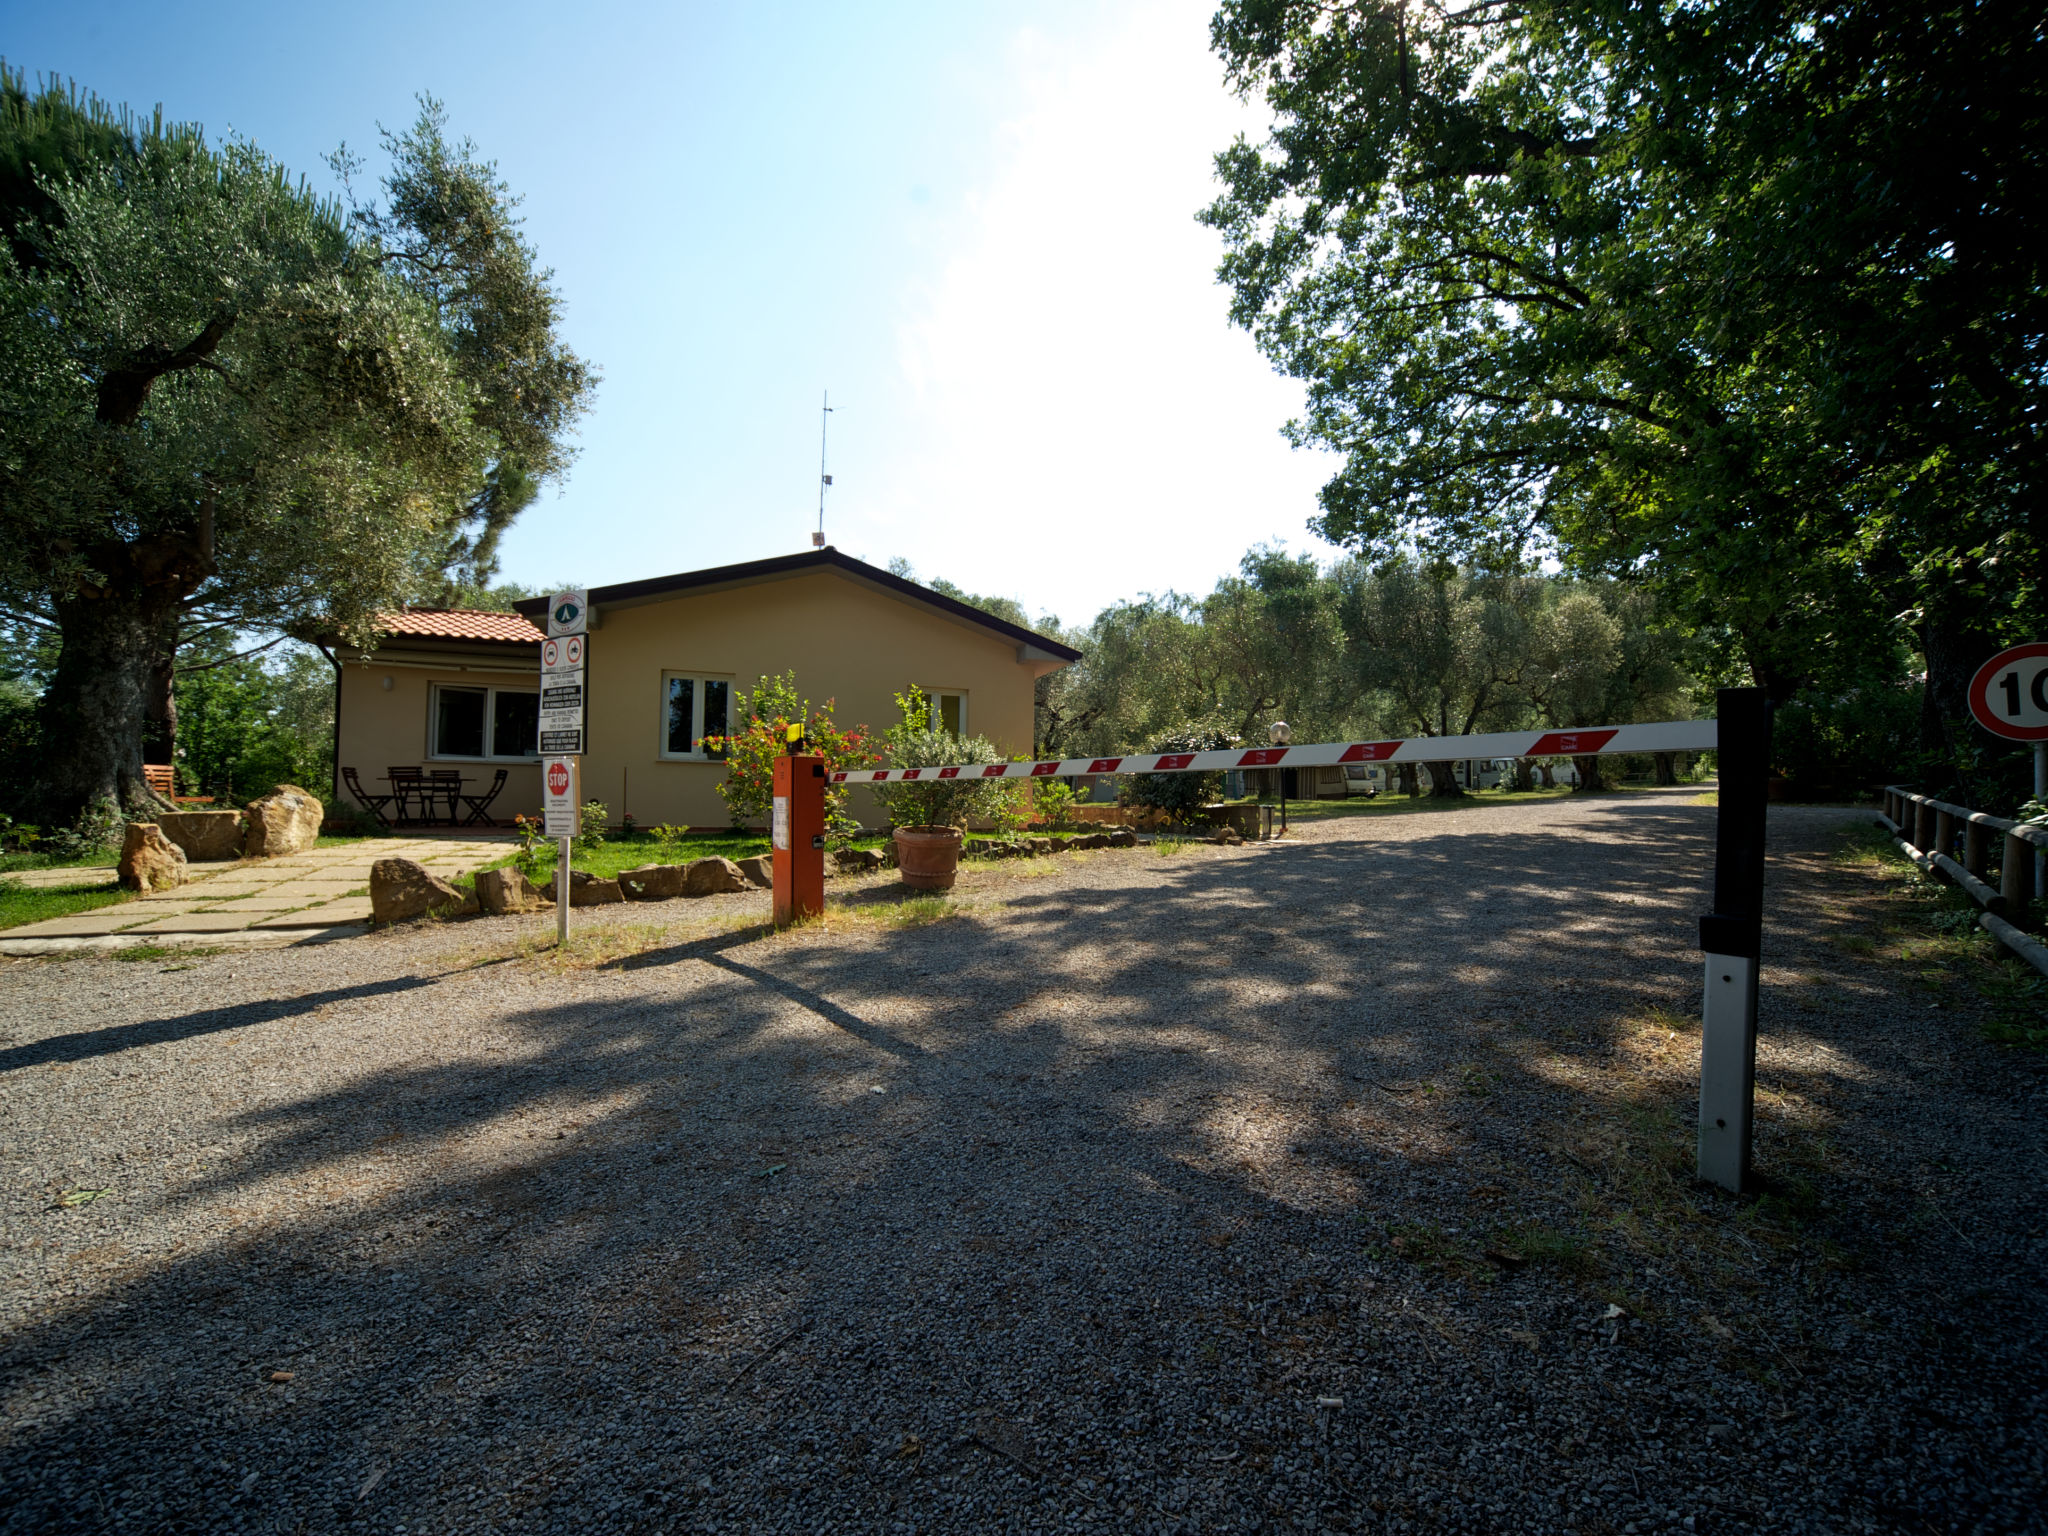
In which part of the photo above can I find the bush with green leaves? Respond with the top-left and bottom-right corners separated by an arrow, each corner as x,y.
1119,724 -> 1238,825
871,687 -> 1015,831
580,800 -> 609,845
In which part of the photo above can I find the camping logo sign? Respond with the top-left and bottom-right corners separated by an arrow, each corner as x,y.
547,589 -> 588,638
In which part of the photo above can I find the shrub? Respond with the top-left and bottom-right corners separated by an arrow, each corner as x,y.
580,800 -> 609,845
1030,777 -> 1077,830
704,673 -> 877,841
1119,724 -> 1238,825
871,687 -> 1016,830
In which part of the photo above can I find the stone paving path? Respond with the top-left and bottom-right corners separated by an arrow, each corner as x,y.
0,834 -> 512,954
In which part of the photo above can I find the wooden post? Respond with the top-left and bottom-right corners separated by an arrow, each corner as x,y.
1698,688 -> 1770,1194
2003,831 -> 2035,918
1915,798 -> 1935,851
1935,809 -> 1955,862
1965,818 -> 1990,880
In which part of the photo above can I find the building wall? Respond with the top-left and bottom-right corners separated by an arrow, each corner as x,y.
583,567 -> 1041,829
335,652 -> 545,821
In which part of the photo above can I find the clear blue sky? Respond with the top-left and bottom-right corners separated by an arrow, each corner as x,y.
3,0 -> 1342,629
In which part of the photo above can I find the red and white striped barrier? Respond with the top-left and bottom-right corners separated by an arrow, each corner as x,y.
830,718 -> 1716,785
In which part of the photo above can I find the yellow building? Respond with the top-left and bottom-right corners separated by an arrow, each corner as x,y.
330,549 -> 1079,829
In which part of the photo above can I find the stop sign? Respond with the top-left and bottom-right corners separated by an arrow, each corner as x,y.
548,761 -> 571,796
1968,642 -> 2048,742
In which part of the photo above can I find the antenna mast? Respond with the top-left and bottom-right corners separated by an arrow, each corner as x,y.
814,390 -> 833,548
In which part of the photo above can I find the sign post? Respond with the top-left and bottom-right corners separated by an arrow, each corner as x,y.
1966,641 -> 2048,893
541,590 -> 590,948
1697,688 -> 1770,1193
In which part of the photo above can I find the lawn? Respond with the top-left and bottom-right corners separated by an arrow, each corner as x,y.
0,873 -> 132,933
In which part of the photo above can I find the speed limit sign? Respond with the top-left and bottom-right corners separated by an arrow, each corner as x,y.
1968,642 -> 2048,742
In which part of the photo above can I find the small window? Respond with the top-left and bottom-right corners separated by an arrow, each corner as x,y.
928,689 -> 966,736
430,684 -> 540,761
661,673 -> 733,760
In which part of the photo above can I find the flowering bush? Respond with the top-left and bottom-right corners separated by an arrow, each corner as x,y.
871,687 -> 1019,831
703,671 -> 877,840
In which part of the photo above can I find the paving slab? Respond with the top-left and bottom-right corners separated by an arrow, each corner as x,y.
0,866 -> 120,890
253,901 -> 374,927
0,907 -> 147,937
120,911 -> 274,934
192,895 -> 314,912
262,881 -> 363,898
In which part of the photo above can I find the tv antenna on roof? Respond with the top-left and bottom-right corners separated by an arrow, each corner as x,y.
814,390 -> 833,548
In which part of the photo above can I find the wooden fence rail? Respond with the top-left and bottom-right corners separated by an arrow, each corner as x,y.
1879,785 -> 2048,979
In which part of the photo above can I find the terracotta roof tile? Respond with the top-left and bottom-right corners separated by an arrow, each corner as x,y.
376,609 -> 544,644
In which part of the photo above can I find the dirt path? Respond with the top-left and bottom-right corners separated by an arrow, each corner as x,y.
1,788 -> 2041,1534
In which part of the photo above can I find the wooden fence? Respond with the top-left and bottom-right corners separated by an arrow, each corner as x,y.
1880,785 -> 2048,978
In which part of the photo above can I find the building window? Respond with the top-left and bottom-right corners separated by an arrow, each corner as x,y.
430,684 -> 539,761
662,673 -> 732,760
928,689 -> 966,736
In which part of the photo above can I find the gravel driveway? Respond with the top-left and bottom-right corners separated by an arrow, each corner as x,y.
2,787 -> 2042,1534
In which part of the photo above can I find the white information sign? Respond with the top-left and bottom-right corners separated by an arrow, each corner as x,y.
538,628 -> 587,755
543,757 -> 579,838
772,794 -> 790,852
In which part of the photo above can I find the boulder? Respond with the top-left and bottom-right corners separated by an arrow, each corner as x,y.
685,856 -> 748,895
834,847 -> 886,873
571,875 -> 625,907
1107,829 -> 1138,848
156,810 -> 245,862
736,854 -> 774,888
619,863 -> 688,901
370,857 -> 466,924
243,784 -> 324,858
1075,833 -> 1108,850
118,823 -> 186,892
474,866 -> 540,915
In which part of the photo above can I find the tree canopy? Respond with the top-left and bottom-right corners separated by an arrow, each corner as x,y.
0,71 -> 594,827
1201,0 -> 2046,799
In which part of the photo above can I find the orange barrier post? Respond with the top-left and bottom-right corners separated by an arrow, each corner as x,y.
772,732 -> 826,926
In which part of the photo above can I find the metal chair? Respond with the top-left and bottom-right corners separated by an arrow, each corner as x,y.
387,766 -> 427,827
429,769 -> 464,826
342,767 -> 394,827
460,768 -> 509,827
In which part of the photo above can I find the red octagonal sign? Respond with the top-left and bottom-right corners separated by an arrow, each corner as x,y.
1968,641 -> 2048,742
547,761 -> 571,796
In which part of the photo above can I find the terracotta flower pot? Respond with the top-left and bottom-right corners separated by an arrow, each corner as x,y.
893,825 -> 963,891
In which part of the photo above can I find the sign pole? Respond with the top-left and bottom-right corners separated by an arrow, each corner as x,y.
1697,688 -> 1770,1193
540,589 -> 591,952
557,836 -> 571,946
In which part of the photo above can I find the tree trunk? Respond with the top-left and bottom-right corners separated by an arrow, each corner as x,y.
142,628 -> 178,767
35,584 -> 182,830
1919,587 -> 2011,804
1653,751 -> 1678,786
1538,761 -> 1555,787
1398,761 -> 1421,797
1511,758 -> 1536,792
1423,760 -> 1464,798
1572,754 -> 1608,792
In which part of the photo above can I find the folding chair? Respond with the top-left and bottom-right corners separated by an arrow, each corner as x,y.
460,768 -> 509,827
429,769 -> 464,827
342,767 -> 394,827
387,766 -> 427,827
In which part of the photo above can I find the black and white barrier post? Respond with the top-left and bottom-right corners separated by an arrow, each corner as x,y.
1697,688 -> 1770,1192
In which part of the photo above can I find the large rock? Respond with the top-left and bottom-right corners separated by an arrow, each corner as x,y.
1106,829 -> 1138,848
156,810 -> 245,862
118,823 -> 186,892
736,854 -> 773,889
619,864 -> 687,901
242,784 -> 324,858
542,869 -> 625,906
685,856 -> 747,895
834,847 -> 886,873
474,866 -> 540,915
370,857 -> 466,924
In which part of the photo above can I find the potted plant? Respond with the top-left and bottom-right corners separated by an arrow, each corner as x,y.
872,688 -> 1014,890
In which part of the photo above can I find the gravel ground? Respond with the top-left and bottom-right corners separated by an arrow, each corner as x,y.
1,786 -> 2042,1535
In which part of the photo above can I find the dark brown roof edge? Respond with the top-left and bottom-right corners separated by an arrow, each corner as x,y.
511,548 -> 1082,662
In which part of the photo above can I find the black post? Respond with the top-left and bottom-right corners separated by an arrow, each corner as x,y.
1697,687 -> 1771,1191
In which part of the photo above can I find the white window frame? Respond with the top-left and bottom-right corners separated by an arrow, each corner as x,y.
658,671 -> 736,761
428,683 -> 542,763
926,688 -> 967,737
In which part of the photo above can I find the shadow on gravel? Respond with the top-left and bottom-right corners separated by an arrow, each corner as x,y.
0,975 -> 442,1073
2,793 -> 2040,1535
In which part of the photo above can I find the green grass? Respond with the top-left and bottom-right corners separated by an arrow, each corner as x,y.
465,827 -> 901,884
0,874 -> 133,932
0,849 -> 118,875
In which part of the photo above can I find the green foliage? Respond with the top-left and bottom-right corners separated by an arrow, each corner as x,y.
172,638 -> 333,803
648,823 -> 689,858
1029,778 -> 1076,831
0,73 -> 595,825
1772,684 -> 1922,796
703,672 -> 877,840
1119,725 -> 1238,825
1202,0 -> 2044,795
872,687 -> 1015,830
579,800 -> 608,846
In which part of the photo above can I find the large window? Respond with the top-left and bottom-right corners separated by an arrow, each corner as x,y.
430,684 -> 539,761
928,689 -> 966,736
661,673 -> 731,760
